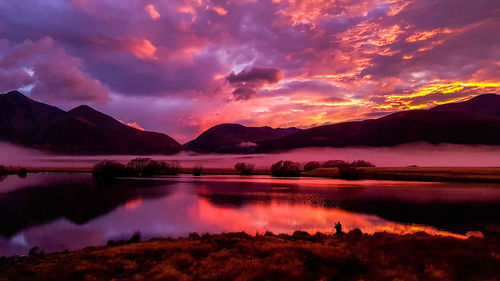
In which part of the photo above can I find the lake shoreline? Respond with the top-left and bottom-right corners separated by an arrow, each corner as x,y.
3,166 -> 500,183
1,231 -> 499,280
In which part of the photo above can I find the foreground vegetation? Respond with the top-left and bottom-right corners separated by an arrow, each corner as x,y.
1,231 -> 498,281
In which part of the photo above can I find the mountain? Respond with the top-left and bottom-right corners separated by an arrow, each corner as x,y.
0,91 -> 182,155
431,93 -> 500,117
0,91 -> 65,145
255,94 -> 500,152
256,109 -> 500,152
185,123 -> 302,153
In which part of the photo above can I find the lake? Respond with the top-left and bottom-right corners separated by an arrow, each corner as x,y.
1,173 -> 499,256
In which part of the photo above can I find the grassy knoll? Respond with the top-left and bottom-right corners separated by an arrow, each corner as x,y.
0,232 -> 498,281
303,167 -> 500,182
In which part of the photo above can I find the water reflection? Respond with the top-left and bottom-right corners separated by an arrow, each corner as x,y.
0,173 -> 499,256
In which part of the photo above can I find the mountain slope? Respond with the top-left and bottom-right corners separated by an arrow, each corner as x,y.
431,94 -> 500,117
256,94 -> 500,152
0,91 -> 66,145
0,91 -> 182,155
185,123 -> 302,153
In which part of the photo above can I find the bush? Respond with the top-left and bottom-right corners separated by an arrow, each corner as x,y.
350,160 -> 375,167
193,163 -> 203,176
338,166 -> 360,180
127,158 -> 154,176
0,165 -> 6,175
234,162 -> 255,175
92,160 -> 128,178
127,158 -> 181,176
270,161 -> 301,177
303,161 -> 321,171
322,160 -> 349,168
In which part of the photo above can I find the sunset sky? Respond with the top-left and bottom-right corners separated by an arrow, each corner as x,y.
1,0 -> 499,142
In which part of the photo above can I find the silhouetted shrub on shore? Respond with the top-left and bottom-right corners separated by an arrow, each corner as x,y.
349,228 -> 363,235
322,160 -> 349,168
93,158 -> 181,178
338,166 -> 360,180
270,161 -> 301,177
350,160 -> 375,167
92,160 -> 128,178
303,161 -> 321,171
193,163 -> 203,176
0,166 -> 6,175
234,162 -> 255,175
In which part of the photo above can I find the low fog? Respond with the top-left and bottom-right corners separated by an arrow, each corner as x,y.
1,142 -> 500,169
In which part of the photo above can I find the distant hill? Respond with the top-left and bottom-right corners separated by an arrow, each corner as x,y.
0,91 -> 182,155
185,123 -> 302,153
256,109 -> 500,152
431,94 -> 500,117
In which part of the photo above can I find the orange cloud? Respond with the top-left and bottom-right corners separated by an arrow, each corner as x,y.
144,4 -> 160,20
406,28 -> 452,42
211,6 -> 228,16
126,38 -> 157,60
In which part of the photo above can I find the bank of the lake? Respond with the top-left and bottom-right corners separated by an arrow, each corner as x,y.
1,231 -> 499,281
4,166 -> 500,182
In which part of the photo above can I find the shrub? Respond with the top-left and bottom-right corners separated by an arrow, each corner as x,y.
322,160 -> 349,168
193,163 -> 203,176
270,161 -> 301,177
126,158 -> 181,176
338,166 -> 360,180
303,161 -> 321,171
350,160 -> 375,167
349,228 -> 363,235
127,158 -> 155,176
234,162 -> 255,175
0,165 -> 6,175
92,160 -> 128,178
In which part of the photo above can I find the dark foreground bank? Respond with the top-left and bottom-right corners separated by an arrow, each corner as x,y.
1,231 -> 499,281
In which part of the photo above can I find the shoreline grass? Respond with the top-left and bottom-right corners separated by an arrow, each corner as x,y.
3,166 -> 500,183
1,231 -> 498,280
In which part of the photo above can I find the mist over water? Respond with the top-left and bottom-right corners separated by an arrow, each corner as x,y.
1,142 -> 500,169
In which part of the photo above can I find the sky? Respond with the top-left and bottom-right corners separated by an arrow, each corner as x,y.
0,0 -> 500,143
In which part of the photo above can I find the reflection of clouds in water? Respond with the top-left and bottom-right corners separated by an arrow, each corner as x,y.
1,141 -> 500,168
0,174 -> 497,256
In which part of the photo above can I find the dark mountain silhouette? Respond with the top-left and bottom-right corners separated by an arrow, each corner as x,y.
0,91 -> 65,145
258,110 -> 500,151
0,91 -> 182,155
185,123 -> 302,153
431,93 -> 500,117
253,94 -> 500,152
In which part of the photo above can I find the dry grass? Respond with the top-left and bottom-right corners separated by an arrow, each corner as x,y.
1,232 -> 499,281
303,167 -> 500,182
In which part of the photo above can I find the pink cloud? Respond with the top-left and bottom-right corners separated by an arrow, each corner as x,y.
144,4 -> 160,20
0,37 -> 110,105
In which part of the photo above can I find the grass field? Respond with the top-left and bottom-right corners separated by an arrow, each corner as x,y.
1,231 -> 498,281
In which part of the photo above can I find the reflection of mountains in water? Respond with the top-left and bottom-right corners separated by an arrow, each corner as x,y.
197,181 -> 500,234
0,176 -> 174,238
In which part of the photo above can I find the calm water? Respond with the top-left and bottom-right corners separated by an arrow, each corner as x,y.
1,173 -> 499,256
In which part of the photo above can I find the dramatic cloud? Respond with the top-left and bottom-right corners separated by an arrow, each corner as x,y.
0,0 -> 499,140
0,37 -> 109,105
227,66 -> 283,100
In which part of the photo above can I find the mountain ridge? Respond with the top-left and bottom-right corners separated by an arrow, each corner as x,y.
0,91 -> 182,155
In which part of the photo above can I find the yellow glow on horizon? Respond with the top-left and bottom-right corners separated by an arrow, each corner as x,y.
377,81 -> 500,110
